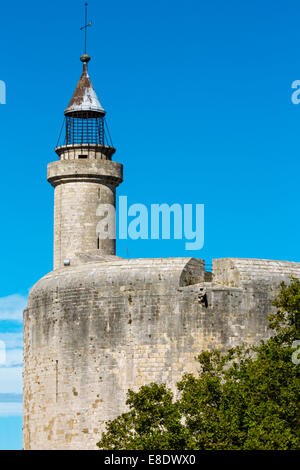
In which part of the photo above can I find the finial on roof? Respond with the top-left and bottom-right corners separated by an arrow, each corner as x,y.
80,54 -> 91,63
64,3 -> 105,116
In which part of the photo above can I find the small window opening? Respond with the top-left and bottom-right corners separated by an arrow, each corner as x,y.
78,154 -> 88,159
56,360 -> 58,402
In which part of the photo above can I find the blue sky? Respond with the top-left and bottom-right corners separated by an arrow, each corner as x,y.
0,0 -> 300,449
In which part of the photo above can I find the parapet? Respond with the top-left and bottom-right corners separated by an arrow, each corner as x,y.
29,257 -> 205,299
55,144 -> 115,161
47,158 -> 123,187
212,258 -> 300,287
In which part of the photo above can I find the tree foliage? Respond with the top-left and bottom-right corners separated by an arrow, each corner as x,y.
97,278 -> 300,450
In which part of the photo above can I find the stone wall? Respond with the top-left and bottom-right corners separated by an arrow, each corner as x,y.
23,257 -> 300,450
213,258 -> 300,287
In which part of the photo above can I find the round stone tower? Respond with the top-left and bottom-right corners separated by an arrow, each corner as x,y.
23,51 -> 298,452
23,54 -> 128,449
49,54 -> 123,269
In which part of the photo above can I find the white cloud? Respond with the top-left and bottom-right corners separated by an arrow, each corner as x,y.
0,295 -> 25,415
0,349 -> 23,368
0,295 -> 27,322
0,333 -> 23,350
0,402 -> 22,417
0,367 -> 22,394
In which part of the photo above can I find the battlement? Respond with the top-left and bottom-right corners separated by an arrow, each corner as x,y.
212,258 -> 300,287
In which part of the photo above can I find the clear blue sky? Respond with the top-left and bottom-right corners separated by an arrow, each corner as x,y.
0,0 -> 300,449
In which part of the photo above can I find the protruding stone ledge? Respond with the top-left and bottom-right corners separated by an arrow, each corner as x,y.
47,159 -> 123,187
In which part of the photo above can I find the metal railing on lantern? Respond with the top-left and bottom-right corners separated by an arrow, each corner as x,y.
56,113 -> 114,149
66,111 -> 104,145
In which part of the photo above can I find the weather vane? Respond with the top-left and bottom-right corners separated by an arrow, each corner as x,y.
80,2 -> 92,55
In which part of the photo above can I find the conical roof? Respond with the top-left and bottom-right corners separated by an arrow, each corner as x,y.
65,58 -> 105,115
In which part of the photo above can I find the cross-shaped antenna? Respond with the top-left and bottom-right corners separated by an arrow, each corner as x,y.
80,2 -> 92,55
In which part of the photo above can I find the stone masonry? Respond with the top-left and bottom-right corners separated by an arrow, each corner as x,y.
48,144 -> 123,269
23,53 -> 300,450
23,257 -> 300,449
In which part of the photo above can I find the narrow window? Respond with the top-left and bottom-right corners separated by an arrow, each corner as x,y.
56,360 -> 58,402
78,154 -> 88,159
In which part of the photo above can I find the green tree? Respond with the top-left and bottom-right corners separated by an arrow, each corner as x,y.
97,278 -> 300,450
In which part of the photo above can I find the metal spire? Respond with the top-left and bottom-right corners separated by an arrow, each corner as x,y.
80,2 -> 92,56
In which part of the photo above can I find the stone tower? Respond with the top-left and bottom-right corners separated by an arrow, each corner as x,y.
23,53 -> 300,450
48,54 -> 123,269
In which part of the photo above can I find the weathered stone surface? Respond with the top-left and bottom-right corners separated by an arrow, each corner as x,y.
23,72 -> 300,449
213,258 -> 300,287
23,256 -> 300,450
48,150 -> 123,269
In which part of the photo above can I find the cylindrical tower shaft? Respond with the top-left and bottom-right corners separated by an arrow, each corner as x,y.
48,146 -> 123,269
